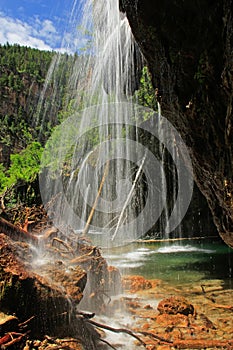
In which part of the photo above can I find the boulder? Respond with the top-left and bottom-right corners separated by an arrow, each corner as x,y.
157,296 -> 194,316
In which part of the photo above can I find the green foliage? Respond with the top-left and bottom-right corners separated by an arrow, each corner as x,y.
0,44 -> 55,153
0,163 -> 8,193
0,44 -> 82,155
194,52 -> 208,84
8,142 -> 43,183
135,66 -> 157,110
0,142 -> 43,206
0,43 -> 54,81
40,120 -> 76,175
0,44 -> 86,209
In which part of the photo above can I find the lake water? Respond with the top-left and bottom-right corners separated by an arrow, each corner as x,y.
102,238 -> 233,286
97,238 -> 233,349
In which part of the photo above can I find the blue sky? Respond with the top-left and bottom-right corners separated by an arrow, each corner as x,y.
0,0 -> 84,52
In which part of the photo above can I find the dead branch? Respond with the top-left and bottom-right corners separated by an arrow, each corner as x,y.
0,332 -> 28,348
41,226 -> 58,241
82,316 -> 233,350
70,255 -> 102,265
200,284 -> 223,294
139,331 -> 173,344
112,152 -> 147,241
99,338 -> 117,349
70,247 -> 99,264
60,338 -> 83,344
51,237 -> 74,255
201,284 -> 233,310
82,160 -> 109,236
46,245 -> 67,257
85,319 -> 147,347
18,316 -> 35,329
77,311 -> 95,319
208,302 -> 233,310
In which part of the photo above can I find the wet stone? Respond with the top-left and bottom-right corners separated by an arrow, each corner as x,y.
157,296 -> 195,316
122,275 -> 152,292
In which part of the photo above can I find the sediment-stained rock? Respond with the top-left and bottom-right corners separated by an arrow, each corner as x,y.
122,275 -> 153,292
0,233 -> 85,336
0,229 -> 117,349
157,296 -> 194,316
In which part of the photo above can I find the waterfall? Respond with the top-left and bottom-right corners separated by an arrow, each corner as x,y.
39,0 -> 193,248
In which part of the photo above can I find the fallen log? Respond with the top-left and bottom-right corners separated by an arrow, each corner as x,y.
207,301 -> 233,311
0,217 -> 38,244
201,284 -> 233,310
172,338 -> 233,349
135,236 -> 219,243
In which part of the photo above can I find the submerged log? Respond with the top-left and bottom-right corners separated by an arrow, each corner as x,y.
172,338 -> 233,349
135,236 -> 219,243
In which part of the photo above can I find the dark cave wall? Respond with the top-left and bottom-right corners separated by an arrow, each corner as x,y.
121,0 -> 233,247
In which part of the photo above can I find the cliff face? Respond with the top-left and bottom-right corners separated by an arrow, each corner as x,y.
121,0 -> 233,247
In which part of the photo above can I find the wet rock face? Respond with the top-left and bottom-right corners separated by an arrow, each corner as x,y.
122,0 -> 233,247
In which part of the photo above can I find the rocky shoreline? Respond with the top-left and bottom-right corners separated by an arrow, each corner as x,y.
119,275 -> 233,349
0,218 -> 232,349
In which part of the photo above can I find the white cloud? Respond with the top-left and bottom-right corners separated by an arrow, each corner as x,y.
33,17 -> 61,46
61,30 -> 91,54
0,12 -> 62,51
